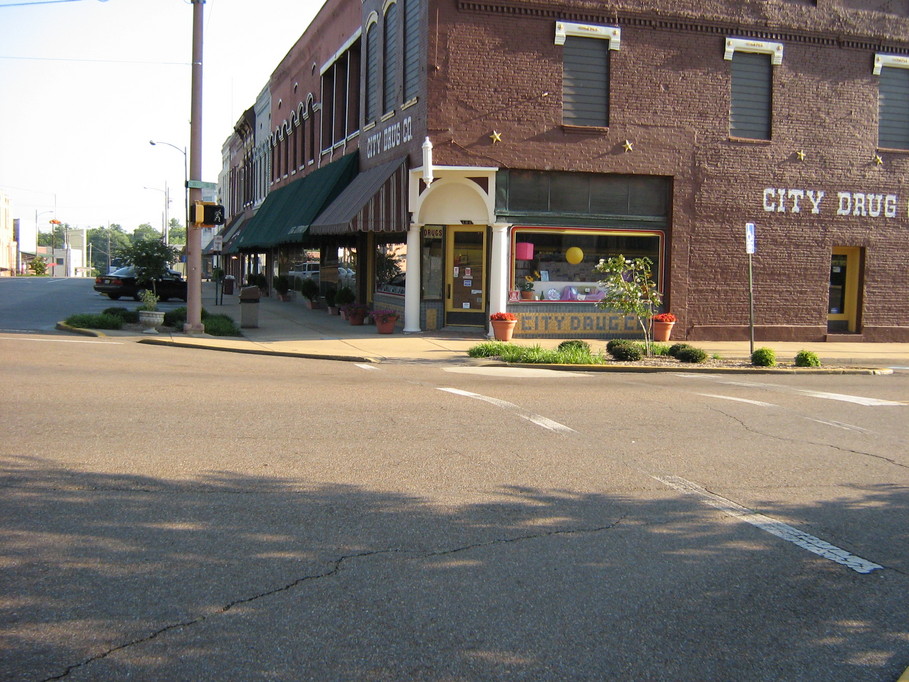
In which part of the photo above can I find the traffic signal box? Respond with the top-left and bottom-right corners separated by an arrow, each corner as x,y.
193,201 -> 225,226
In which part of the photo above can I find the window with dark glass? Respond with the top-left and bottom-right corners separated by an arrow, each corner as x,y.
730,51 -> 772,140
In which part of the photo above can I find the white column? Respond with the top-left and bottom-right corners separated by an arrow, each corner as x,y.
488,222 -> 510,336
403,222 -> 422,333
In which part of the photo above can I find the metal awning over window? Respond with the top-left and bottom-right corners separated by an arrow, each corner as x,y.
309,157 -> 407,235
234,152 -> 358,251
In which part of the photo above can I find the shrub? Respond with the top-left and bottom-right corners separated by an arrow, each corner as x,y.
795,350 -> 821,367
606,339 -> 632,355
669,343 -> 693,358
64,313 -> 123,330
203,314 -> 241,337
103,307 -> 139,323
163,306 -> 211,328
298,277 -> 319,301
751,347 -> 777,367
675,346 -> 708,363
607,340 -> 642,362
650,343 -> 671,356
558,340 -> 590,353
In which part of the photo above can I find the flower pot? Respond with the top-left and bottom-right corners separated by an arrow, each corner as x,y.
520,290 -> 535,300
652,320 -> 675,342
327,305 -> 340,315
491,319 -> 517,342
375,318 -> 397,334
348,312 -> 366,326
138,310 -> 165,334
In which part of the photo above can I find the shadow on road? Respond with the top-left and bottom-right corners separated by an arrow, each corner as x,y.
1,456 -> 907,680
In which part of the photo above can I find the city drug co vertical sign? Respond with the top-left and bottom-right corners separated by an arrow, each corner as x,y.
762,187 -> 900,218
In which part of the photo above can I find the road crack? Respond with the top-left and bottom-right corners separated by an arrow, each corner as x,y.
44,521 -> 625,679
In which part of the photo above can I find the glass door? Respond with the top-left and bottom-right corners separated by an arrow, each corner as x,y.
445,226 -> 487,326
828,246 -> 862,333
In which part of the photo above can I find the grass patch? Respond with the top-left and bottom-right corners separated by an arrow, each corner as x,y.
64,313 -> 124,330
468,341 -> 607,365
203,314 -> 242,337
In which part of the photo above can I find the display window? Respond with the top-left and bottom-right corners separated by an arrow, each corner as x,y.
512,227 -> 664,301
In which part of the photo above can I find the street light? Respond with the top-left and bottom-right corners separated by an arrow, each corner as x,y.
149,140 -> 188,235
142,184 -> 171,243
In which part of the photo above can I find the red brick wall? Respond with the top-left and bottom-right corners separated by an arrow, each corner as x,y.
424,0 -> 909,340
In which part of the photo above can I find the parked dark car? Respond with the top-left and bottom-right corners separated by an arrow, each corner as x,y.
93,266 -> 187,302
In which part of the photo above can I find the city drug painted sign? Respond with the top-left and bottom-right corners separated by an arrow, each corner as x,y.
365,115 -> 413,160
514,312 -> 640,338
762,188 -> 900,218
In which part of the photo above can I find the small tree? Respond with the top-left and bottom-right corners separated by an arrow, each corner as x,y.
29,256 -> 48,276
118,238 -> 179,295
595,255 -> 663,356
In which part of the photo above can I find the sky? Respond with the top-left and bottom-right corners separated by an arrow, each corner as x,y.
0,0 -> 323,236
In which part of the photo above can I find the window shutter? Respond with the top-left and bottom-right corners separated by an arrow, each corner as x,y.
730,52 -> 772,139
383,3 -> 399,113
562,36 -> 609,127
879,66 -> 909,149
403,0 -> 420,101
366,24 -> 379,122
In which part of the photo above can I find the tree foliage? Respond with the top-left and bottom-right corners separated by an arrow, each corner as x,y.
87,225 -> 131,274
595,255 -> 663,356
117,238 -> 179,294
131,224 -> 162,243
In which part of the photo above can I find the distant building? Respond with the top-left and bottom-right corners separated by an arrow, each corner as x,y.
220,0 -> 909,342
0,192 -> 15,276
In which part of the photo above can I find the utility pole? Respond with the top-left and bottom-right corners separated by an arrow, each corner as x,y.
185,0 -> 205,332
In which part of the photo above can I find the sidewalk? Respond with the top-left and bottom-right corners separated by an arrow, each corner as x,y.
91,282 -> 909,368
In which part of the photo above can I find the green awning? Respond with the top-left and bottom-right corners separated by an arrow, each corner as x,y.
234,152 -> 358,251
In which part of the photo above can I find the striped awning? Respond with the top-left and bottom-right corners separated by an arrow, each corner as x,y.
309,157 -> 408,235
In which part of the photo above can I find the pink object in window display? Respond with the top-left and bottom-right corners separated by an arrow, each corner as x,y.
514,242 -> 534,260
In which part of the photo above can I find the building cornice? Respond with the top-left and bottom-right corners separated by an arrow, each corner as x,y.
456,1 -> 909,54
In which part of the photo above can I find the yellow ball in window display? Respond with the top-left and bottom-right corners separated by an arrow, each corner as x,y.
565,247 -> 584,265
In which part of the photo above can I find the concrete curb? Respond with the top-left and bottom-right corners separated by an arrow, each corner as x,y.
500,362 -> 894,375
136,337 -> 381,364
55,322 -> 106,338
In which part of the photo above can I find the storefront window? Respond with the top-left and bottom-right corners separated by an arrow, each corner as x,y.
375,242 -> 406,294
512,228 -> 663,301
422,226 -> 444,300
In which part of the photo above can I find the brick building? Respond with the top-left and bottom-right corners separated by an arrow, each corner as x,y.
221,0 -> 909,342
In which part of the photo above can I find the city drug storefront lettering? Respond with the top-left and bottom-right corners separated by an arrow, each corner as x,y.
762,188 -> 899,218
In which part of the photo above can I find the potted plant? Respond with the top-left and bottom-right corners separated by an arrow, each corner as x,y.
652,312 -> 677,342
490,311 -> 518,342
343,303 -> 369,325
335,286 -> 355,319
298,277 -> 320,309
273,274 -> 291,301
372,309 -> 400,334
137,289 -> 165,334
324,288 -> 339,314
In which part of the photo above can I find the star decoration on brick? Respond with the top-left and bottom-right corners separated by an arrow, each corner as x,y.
490,130 -> 502,144
795,149 -> 806,161
623,140 -> 634,152
874,154 -> 883,165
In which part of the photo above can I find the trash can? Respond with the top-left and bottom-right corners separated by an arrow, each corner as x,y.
222,275 -> 235,295
239,286 -> 260,328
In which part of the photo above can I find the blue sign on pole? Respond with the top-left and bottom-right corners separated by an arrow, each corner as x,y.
745,222 -> 756,254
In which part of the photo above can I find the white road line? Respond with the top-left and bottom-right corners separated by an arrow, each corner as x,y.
355,363 -> 380,371
653,475 -> 883,574
804,417 -> 871,433
696,393 -> 776,407
680,375 -> 905,407
438,387 -> 576,434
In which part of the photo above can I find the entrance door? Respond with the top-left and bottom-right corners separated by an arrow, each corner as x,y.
445,226 -> 487,326
828,246 -> 863,333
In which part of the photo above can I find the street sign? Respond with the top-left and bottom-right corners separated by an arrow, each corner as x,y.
212,235 -> 223,252
745,222 -> 756,254
186,180 -> 218,190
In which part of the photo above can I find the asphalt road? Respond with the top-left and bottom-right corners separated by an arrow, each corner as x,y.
1,321 -> 907,680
